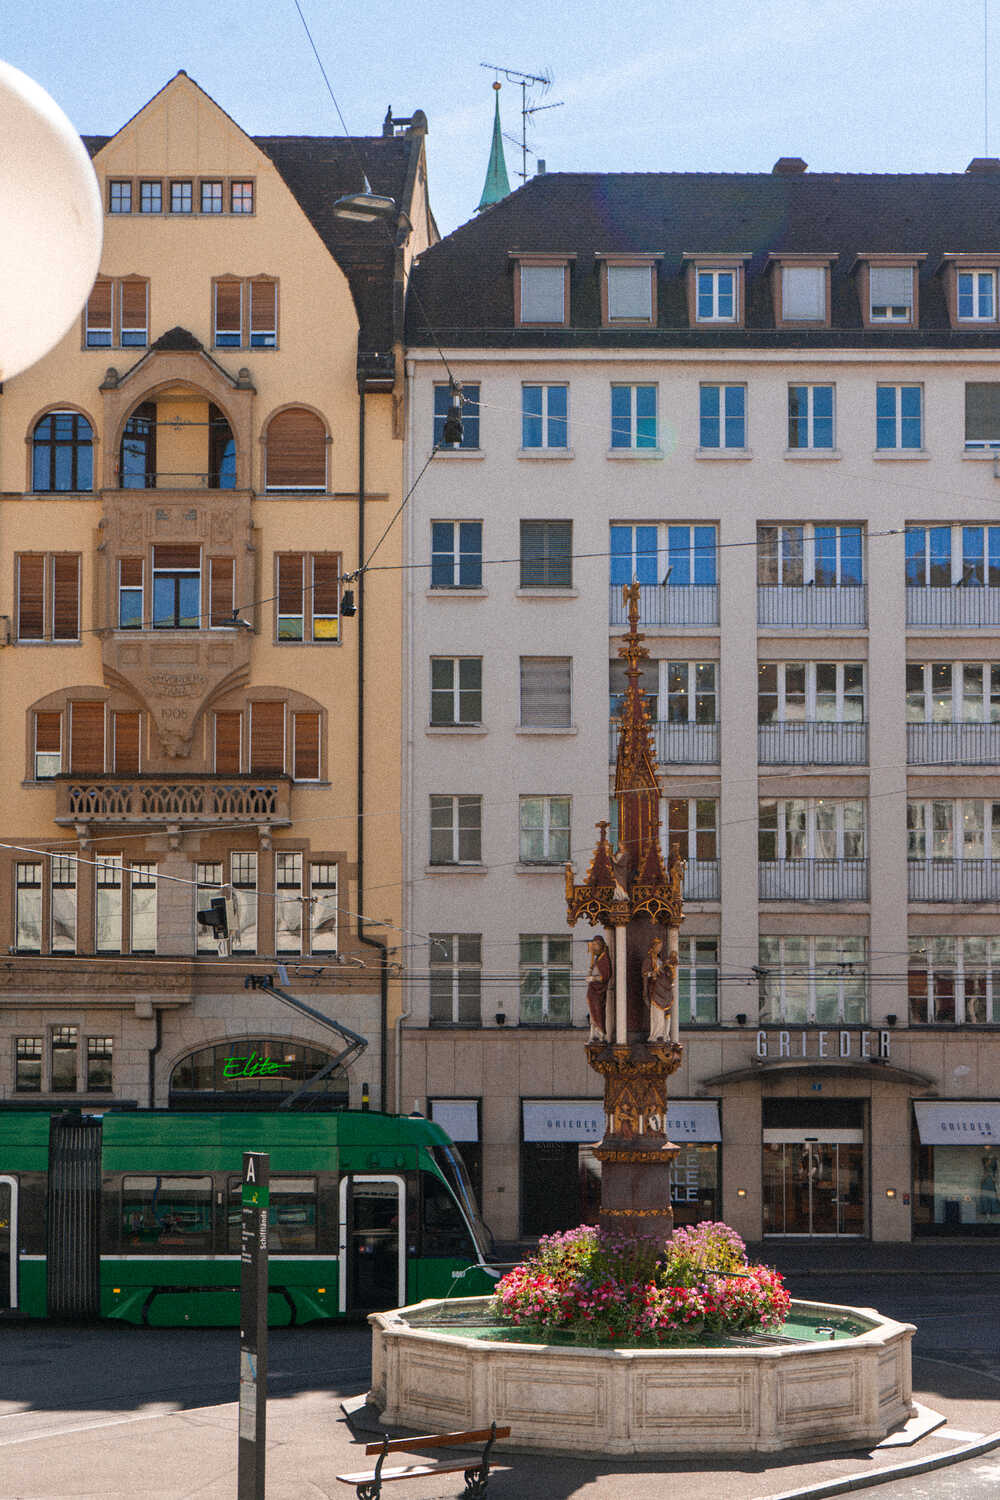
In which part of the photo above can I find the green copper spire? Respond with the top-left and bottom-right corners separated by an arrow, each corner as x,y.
477,83 -> 511,212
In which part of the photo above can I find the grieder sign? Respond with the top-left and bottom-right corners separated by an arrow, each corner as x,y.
755,1029 -> 892,1061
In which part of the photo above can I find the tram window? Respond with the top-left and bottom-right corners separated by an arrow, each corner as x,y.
226,1176 -> 318,1252
421,1172 -> 475,1257
121,1175 -> 213,1253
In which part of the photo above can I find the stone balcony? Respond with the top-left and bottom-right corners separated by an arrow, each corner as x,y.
54,775 -> 292,839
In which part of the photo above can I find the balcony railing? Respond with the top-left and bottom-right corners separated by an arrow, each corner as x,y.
906,587 -> 1000,628
609,583 -> 719,628
908,859 -> 1000,902
757,721 -> 868,766
758,859 -> 869,901
907,722 -> 1000,765
757,585 -> 867,628
55,776 -> 292,827
683,859 -> 720,901
610,719 -> 719,764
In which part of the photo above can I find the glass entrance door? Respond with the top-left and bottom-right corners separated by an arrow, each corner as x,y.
0,1177 -> 16,1310
338,1175 -> 405,1313
762,1136 -> 865,1236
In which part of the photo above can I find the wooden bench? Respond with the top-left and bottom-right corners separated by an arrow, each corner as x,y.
336,1421 -> 511,1499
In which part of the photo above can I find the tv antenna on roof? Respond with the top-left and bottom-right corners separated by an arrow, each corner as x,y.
480,62 -> 563,182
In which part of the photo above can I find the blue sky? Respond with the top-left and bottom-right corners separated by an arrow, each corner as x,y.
5,1 -> 1000,236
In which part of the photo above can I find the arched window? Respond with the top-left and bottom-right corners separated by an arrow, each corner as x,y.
208,403 -> 236,488
265,408 -> 326,491
169,1037 -> 348,1107
120,401 -> 156,489
32,411 -> 93,492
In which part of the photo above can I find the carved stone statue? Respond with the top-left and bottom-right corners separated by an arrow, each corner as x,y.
611,844 -> 633,902
642,937 -> 675,1042
585,935 -> 613,1042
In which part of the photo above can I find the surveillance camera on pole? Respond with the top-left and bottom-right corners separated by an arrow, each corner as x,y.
197,886 -> 238,955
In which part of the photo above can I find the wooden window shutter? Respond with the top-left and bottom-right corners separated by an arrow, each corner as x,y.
265,408 -> 326,489
87,278 -> 112,326
214,711 -> 243,773
311,554 -> 340,638
277,554 -> 304,614
250,280 -> 276,332
215,279 -> 242,333
152,545 -> 200,569
120,558 -> 143,588
69,701 -> 105,773
52,555 -> 80,640
293,712 -> 320,780
209,557 -> 234,626
35,712 -> 62,754
113,711 -> 141,773
120,279 -> 147,334
17,555 -> 45,640
250,702 -> 285,773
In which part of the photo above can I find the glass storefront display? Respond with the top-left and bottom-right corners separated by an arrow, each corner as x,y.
519,1099 -> 720,1237
761,1097 -> 866,1237
913,1102 -> 1000,1235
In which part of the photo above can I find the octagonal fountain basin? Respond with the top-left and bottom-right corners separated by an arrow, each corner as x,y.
368,1296 -> 915,1456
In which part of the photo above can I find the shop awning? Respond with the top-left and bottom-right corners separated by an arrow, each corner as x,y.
521,1100 -> 721,1144
914,1101 -> 1000,1145
430,1099 -> 479,1142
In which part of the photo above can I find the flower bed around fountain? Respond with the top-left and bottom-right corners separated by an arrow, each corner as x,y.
368,1222 -> 916,1455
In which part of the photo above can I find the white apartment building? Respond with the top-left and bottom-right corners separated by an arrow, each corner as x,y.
400,159 -> 1000,1245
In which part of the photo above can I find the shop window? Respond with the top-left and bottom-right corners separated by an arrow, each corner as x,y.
309,863 -> 338,952
16,554 -> 80,640
170,1039 -> 346,1107
14,863 -> 42,952
195,862 -> 224,953
50,857 -> 77,953
230,852 -> 258,953
31,413 -> 93,491
276,852 -> 303,953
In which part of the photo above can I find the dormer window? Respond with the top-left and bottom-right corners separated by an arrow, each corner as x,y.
598,256 -> 660,326
682,255 -> 749,327
939,254 -> 1000,328
769,255 -> 834,327
853,256 -> 924,329
958,270 -> 996,321
512,256 -> 573,327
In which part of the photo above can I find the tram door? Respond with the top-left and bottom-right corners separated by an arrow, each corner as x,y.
0,1177 -> 16,1310
762,1131 -> 866,1236
338,1175 -> 405,1313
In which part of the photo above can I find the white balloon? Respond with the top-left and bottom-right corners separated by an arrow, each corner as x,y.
0,59 -> 103,382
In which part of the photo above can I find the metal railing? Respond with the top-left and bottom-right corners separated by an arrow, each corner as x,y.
609,583 -> 719,627
907,859 -> 1000,902
757,721 -> 868,766
56,776 -> 291,827
683,859 -> 720,901
610,719 -> 720,764
907,722 -> 1000,765
906,587 -> 1000,628
758,859 -> 869,901
757,586 -> 867,628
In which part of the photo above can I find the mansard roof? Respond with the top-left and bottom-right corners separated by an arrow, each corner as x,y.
406,167 -> 1000,348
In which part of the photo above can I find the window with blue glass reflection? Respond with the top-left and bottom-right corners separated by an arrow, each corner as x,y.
120,402 -> 156,489
431,521 -> 482,588
32,412 -> 93,492
152,547 -> 201,628
699,385 -> 745,449
610,385 -> 657,448
433,383 -> 480,449
522,384 -> 568,448
788,385 -> 834,449
876,385 -> 922,450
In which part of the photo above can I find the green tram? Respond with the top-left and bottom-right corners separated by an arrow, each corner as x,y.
0,1109 -> 497,1325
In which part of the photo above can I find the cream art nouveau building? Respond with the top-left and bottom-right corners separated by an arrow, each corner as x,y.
0,73 -> 435,1113
401,157 -> 1000,1244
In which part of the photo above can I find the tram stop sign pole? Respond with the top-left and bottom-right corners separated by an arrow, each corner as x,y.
238,1151 -> 269,1500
